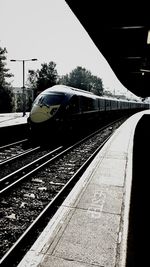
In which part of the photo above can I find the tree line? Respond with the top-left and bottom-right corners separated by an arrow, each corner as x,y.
27,63 -> 104,98
0,46 -> 13,112
0,44 -> 104,112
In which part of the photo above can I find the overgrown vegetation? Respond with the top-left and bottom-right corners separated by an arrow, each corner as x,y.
0,45 -> 14,112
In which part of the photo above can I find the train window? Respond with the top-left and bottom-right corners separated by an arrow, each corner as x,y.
67,96 -> 80,114
94,99 -> 99,110
105,99 -> 110,110
111,100 -> 117,110
99,99 -> 105,110
34,93 -> 65,107
80,97 -> 88,111
80,96 -> 98,111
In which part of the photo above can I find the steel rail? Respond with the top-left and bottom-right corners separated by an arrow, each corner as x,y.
0,133 -> 112,267
0,139 -> 28,150
0,146 -> 40,166
0,118 -> 124,195
0,146 -> 63,193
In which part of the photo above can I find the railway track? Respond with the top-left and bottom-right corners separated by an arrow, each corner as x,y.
0,146 -> 63,194
0,118 -> 127,266
0,139 -> 29,163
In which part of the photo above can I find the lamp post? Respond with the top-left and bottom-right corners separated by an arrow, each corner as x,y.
10,58 -> 37,116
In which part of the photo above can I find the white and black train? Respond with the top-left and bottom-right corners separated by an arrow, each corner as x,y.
27,85 -> 149,143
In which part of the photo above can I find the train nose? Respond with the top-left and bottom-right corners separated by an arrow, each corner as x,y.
30,106 -> 51,123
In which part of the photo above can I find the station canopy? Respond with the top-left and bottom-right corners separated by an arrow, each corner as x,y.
66,1 -> 150,98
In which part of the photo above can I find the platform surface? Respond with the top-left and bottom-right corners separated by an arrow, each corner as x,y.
0,113 -> 29,127
18,110 -> 150,267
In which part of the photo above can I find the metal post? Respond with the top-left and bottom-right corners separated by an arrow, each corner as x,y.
22,60 -> 26,116
10,58 -> 37,117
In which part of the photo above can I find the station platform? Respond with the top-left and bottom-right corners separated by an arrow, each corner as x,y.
17,109 -> 150,267
0,113 -> 29,145
0,113 -> 29,128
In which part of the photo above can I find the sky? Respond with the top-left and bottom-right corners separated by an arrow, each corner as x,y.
0,0 -> 138,99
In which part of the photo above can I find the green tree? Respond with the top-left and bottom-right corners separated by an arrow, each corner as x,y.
60,66 -> 91,90
0,45 -> 14,112
27,69 -> 37,91
27,61 -> 58,97
89,75 -> 104,96
0,87 -> 13,112
16,93 -> 23,112
59,66 -> 104,95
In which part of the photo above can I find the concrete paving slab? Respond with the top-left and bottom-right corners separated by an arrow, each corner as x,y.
52,209 -> 120,267
77,184 -> 123,215
91,157 -> 126,187
31,207 -> 75,255
40,255 -> 100,267
103,149 -> 127,160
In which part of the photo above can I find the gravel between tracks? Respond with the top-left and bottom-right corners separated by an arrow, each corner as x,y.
0,118 -> 126,260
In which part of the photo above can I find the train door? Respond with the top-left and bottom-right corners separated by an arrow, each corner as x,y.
65,95 -> 80,128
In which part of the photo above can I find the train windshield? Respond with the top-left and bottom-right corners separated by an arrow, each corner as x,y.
34,93 -> 65,107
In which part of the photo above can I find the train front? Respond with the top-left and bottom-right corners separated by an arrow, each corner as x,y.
28,90 -> 66,144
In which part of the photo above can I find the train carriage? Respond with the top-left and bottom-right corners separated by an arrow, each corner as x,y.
28,85 -> 149,144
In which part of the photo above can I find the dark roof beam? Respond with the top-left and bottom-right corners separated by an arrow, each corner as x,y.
147,31 -> 150,44
123,56 -> 142,59
111,26 -> 145,30
140,69 -> 150,73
